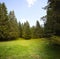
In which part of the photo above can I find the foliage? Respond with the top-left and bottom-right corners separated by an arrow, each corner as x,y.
8,11 -> 19,39
35,21 -> 43,38
31,21 -> 43,39
31,26 -> 36,38
18,22 -> 22,38
0,1 -> 60,41
44,0 -> 60,37
0,2 -> 44,40
0,3 -> 9,40
22,21 -> 31,39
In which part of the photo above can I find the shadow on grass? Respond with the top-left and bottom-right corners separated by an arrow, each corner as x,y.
43,42 -> 60,59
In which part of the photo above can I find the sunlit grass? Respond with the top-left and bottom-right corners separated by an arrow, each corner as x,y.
0,38 -> 60,59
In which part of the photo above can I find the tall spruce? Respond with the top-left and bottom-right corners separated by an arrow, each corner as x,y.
31,26 -> 36,38
44,0 -> 60,37
35,21 -> 43,38
19,22 -> 22,38
8,11 -> 19,39
22,21 -> 31,39
44,8 -> 55,37
0,3 -> 9,40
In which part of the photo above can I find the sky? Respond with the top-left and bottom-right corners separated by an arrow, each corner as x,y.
0,0 -> 48,26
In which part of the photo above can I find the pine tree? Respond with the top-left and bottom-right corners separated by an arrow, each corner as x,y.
8,11 -> 19,39
44,0 -> 60,37
19,22 -> 22,38
0,3 -> 9,40
44,0 -> 55,37
22,21 -> 31,39
35,21 -> 43,38
31,26 -> 36,38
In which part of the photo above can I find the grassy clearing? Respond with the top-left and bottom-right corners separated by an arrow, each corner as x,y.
0,38 -> 60,59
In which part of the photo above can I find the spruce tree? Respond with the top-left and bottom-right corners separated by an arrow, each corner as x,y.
31,26 -> 36,38
0,3 -> 9,40
35,21 -> 43,38
19,22 -> 22,38
8,11 -> 19,39
44,0 -> 60,37
22,21 -> 31,39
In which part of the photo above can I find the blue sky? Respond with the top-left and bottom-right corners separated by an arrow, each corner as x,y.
0,0 -> 48,26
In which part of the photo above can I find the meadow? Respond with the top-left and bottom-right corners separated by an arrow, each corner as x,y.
0,38 -> 60,59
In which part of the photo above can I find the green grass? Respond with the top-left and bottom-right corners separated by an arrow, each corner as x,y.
0,38 -> 60,59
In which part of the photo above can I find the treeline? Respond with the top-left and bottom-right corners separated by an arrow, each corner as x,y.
42,0 -> 60,37
0,0 -> 60,41
0,2 -> 43,41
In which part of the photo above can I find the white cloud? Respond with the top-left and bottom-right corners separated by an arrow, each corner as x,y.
26,0 -> 37,7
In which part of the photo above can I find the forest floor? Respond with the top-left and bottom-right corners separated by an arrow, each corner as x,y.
0,38 -> 60,59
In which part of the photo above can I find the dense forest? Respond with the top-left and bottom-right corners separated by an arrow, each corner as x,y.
0,0 -> 60,41
0,2 -> 43,41
44,0 -> 60,37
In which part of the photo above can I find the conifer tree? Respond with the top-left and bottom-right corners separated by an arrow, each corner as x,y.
19,22 -> 22,38
44,0 -> 60,37
22,21 -> 31,39
35,21 -> 43,38
0,3 -> 9,40
8,11 -> 19,39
